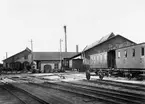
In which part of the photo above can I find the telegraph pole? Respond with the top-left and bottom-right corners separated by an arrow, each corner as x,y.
30,39 -> 33,65
6,52 -> 8,59
60,39 -> 63,69
5,52 -> 8,68
64,25 -> 67,52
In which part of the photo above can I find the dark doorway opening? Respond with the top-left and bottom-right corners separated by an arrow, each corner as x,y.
107,50 -> 116,68
44,65 -> 52,73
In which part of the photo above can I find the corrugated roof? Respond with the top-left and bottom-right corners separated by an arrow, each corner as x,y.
83,32 -> 115,52
33,52 -> 77,61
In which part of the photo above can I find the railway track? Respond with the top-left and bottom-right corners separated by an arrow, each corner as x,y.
83,79 -> 145,92
2,83 -> 49,104
27,81 -> 145,104
8,75 -> 145,103
11,82 -> 74,104
61,81 -> 145,102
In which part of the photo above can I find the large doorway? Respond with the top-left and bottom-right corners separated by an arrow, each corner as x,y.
107,50 -> 116,68
44,65 -> 52,73
23,61 -> 30,71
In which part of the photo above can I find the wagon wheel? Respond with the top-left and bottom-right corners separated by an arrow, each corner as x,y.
99,74 -> 104,80
128,73 -> 132,80
86,70 -> 91,80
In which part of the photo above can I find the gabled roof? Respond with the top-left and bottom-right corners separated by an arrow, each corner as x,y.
83,32 -> 115,52
33,52 -> 77,61
82,32 -> 136,52
3,47 -> 31,62
69,52 -> 82,60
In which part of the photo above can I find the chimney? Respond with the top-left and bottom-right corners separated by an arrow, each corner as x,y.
76,45 -> 79,53
64,25 -> 67,52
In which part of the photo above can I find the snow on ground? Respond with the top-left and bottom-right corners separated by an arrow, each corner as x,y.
31,72 -> 87,82
29,72 -> 145,85
0,77 -> 16,83
0,71 -> 145,85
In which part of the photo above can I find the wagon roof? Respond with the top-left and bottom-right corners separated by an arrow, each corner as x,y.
33,52 -> 77,61
116,42 -> 145,50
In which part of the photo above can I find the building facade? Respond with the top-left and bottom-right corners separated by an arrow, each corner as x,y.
3,48 -> 32,71
3,49 -> 77,72
33,52 -> 77,72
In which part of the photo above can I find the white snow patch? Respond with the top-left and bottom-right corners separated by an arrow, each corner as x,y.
43,76 -> 60,80
0,78 -> 16,83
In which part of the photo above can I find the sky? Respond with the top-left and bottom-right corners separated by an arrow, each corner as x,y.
0,0 -> 145,62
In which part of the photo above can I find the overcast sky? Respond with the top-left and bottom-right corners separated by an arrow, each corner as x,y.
0,0 -> 145,62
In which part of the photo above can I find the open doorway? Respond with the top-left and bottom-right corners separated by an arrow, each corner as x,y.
107,50 -> 116,68
44,65 -> 52,73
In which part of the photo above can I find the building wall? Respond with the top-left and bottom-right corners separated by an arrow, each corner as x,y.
38,60 -> 60,72
3,50 -> 32,67
82,36 -> 135,66
3,52 -> 32,69
16,54 -> 32,63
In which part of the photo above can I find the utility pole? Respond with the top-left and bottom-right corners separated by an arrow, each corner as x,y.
5,52 -> 8,68
30,39 -> 33,65
64,25 -> 67,52
60,39 -> 63,69
6,52 -> 8,59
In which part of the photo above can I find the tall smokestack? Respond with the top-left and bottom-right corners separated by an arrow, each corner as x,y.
76,45 -> 79,53
64,25 -> 67,52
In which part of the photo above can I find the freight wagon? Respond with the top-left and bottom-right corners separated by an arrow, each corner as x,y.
62,58 -> 83,72
69,59 -> 83,72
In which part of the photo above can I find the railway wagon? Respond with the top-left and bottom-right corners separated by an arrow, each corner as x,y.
116,42 -> 145,79
86,43 -> 145,80
62,58 -> 84,71
69,59 -> 83,72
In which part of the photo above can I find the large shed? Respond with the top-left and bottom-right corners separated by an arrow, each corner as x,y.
82,32 -> 136,68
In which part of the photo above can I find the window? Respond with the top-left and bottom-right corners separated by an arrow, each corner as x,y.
141,47 -> 144,56
24,55 -> 28,59
118,51 -> 120,58
16,57 -> 19,60
132,49 -> 135,57
54,63 -> 59,69
124,50 -> 127,57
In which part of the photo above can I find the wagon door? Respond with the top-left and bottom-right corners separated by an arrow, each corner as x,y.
107,50 -> 116,68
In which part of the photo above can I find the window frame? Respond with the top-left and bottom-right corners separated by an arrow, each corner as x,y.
124,50 -> 127,58
54,63 -> 59,69
118,51 -> 120,58
141,47 -> 144,56
132,48 -> 135,57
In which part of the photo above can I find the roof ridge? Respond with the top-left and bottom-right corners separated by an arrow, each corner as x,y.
83,32 -> 115,52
